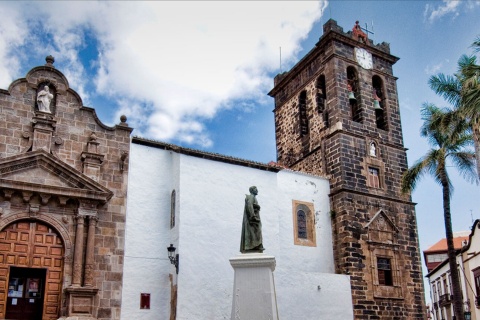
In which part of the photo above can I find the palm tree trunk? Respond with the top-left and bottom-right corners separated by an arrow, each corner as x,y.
473,122 -> 480,180
442,175 -> 464,319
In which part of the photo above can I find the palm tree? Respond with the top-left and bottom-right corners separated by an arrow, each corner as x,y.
402,104 -> 477,320
429,38 -> 480,179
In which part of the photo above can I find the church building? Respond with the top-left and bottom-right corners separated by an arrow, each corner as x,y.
0,19 -> 425,320
0,56 -> 132,319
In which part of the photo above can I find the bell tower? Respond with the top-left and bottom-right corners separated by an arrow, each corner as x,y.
269,19 -> 425,318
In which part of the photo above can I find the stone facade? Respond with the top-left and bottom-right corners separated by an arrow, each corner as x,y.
0,56 -> 132,319
268,19 -> 425,319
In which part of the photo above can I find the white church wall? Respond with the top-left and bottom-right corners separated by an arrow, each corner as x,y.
121,143 -> 179,320
121,142 -> 353,319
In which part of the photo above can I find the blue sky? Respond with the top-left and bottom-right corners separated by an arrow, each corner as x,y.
1,0 -> 479,303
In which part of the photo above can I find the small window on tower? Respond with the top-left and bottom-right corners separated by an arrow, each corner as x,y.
377,257 -> 393,286
292,201 -> 316,247
299,91 -> 308,136
367,167 -> 380,188
316,75 -> 327,113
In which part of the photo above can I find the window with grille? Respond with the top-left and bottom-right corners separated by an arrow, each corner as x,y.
316,75 -> 327,113
368,167 -> 380,188
299,91 -> 308,136
292,201 -> 316,247
377,257 -> 393,286
297,210 -> 307,239
474,268 -> 480,307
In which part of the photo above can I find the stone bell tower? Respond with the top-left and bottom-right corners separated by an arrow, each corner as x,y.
268,19 -> 425,319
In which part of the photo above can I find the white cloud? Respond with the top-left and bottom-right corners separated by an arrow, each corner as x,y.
424,62 -> 443,75
424,0 -> 461,23
0,1 -> 327,147
0,3 -> 30,87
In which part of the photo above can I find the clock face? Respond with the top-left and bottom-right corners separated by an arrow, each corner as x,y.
355,48 -> 373,69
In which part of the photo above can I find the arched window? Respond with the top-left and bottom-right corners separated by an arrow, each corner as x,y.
297,210 -> 307,239
316,75 -> 327,113
299,90 -> 308,136
372,75 -> 388,130
347,67 -> 361,122
292,201 -> 316,246
170,190 -> 176,229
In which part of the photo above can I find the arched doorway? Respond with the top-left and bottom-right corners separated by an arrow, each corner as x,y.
0,220 -> 64,320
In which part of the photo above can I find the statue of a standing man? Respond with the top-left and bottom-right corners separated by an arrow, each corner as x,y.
240,186 -> 264,253
37,85 -> 53,113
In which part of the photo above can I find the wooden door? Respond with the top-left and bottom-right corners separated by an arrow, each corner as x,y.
0,220 -> 64,320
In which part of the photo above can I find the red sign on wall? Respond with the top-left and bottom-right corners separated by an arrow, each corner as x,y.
140,293 -> 150,309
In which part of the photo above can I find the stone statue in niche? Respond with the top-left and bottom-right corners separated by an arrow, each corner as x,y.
37,85 -> 54,113
240,186 -> 264,253
370,142 -> 377,157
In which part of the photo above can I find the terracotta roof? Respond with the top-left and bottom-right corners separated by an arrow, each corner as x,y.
423,235 -> 469,253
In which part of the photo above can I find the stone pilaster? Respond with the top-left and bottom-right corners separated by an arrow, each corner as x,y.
84,216 -> 98,287
72,215 -> 85,286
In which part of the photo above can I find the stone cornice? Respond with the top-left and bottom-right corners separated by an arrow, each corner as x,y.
229,254 -> 276,271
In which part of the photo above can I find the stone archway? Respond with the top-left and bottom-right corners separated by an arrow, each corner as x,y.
0,220 -> 65,320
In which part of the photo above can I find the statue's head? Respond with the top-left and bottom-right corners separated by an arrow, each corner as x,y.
249,186 -> 258,195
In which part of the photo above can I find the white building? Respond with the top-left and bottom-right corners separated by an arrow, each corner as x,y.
120,137 -> 354,319
427,221 -> 480,320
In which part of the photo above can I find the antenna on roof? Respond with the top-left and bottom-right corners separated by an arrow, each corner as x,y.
471,209 -> 474,227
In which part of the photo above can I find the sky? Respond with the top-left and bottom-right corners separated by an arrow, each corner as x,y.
1,0 -> 479,304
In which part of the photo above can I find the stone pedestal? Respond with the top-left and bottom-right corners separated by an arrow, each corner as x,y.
64,286 -> 99,319
230,253 -> 279,320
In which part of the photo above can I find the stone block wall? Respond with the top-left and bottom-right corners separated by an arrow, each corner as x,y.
0,57 -> 132,320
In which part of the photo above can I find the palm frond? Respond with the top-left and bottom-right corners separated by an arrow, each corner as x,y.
401,150 -> 440,193
450,151 -> 478,185
472,36 -> 480,53
429,74 -> 461,107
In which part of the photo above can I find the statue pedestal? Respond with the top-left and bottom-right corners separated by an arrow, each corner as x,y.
229,253 -> 278,320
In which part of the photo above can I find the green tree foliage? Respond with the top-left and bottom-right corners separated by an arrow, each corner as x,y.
429,38 -> 480,179
402,104 -> 477,320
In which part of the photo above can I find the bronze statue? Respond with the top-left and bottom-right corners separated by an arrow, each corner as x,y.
240,186 -> 264,253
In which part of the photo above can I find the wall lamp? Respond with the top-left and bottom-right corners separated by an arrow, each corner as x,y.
167,243 -> 179,274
